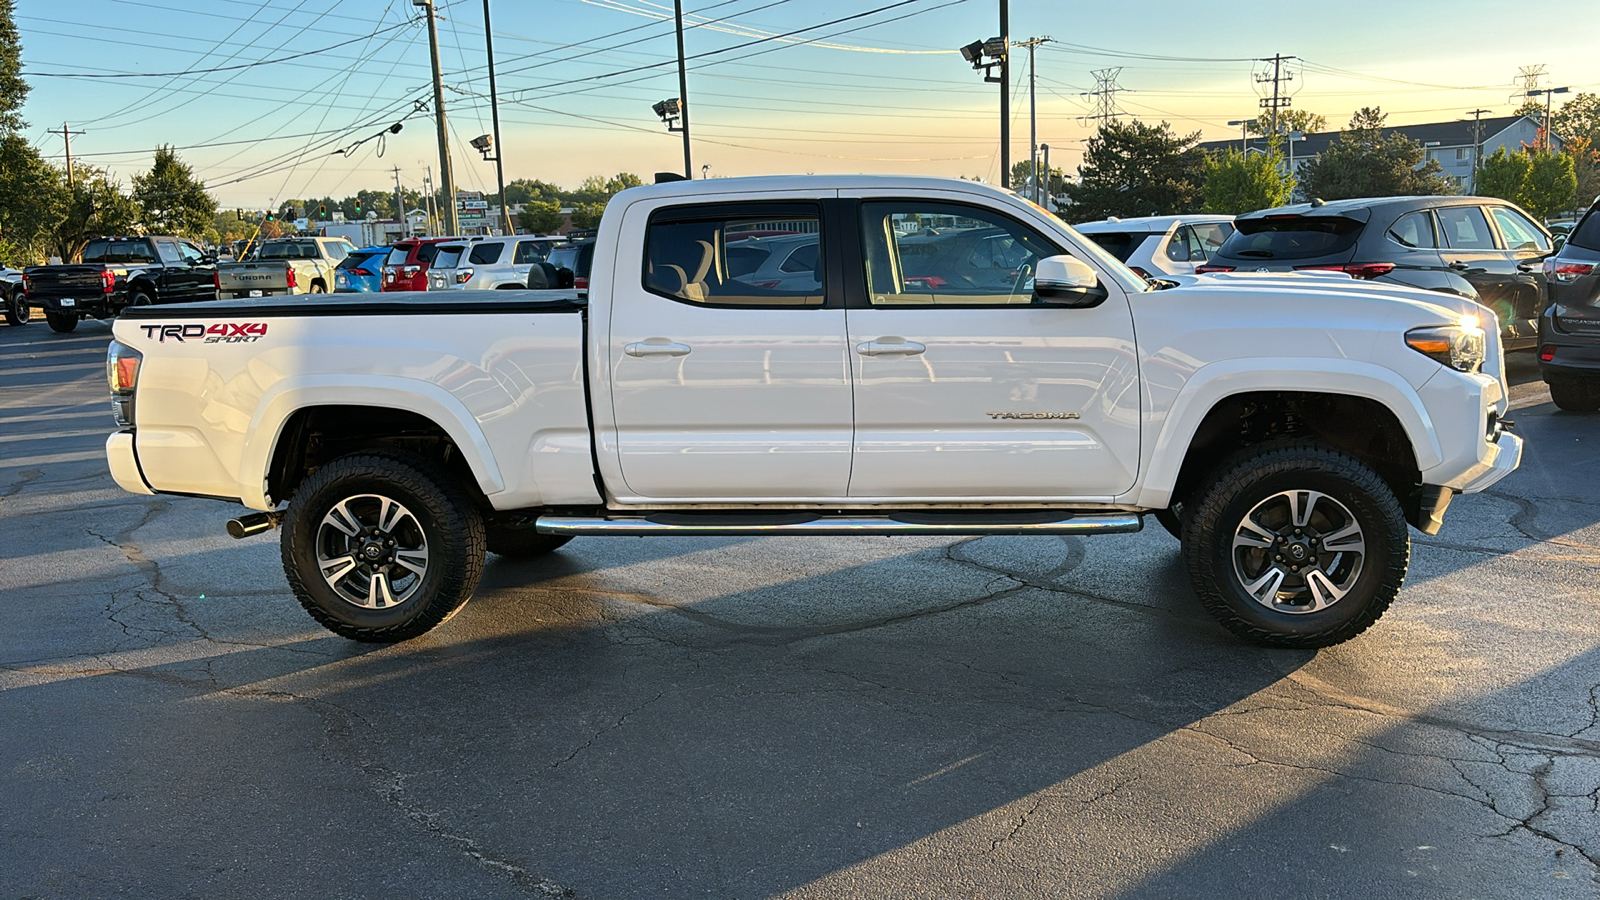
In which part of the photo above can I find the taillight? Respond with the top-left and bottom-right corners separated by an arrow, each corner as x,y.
750,280 -> 780,289
213,269 -> 221,290
102,269 -> 116,293
285,266 -> 298,289
1194,265 -> 1234,274
107,340 -> 143,427
1294,262 -> 1396,280
20,273 -> 29,292
575,275 -> 589,290
403,265 -> 421,278
1544,260 -> 1595,282
351,267 -> 372,277
1540,344 -> 1556,362
456,267 -> 474,284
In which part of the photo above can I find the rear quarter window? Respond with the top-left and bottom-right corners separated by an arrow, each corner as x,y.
1569,206 -> 1600,252
469,243 -> 504,265
1081,231 -> 1143,262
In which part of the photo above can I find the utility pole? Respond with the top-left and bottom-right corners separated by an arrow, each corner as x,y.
424,167 -> 436,234
393,166 -> 406,238
1464,108 -> 1491,194
1015,37 -> 1052,203
416,0 -> 459,235
674,0 -> 693,178
1256,54 -> 1296,135
998,0 -> 1010,189
481,0 -> 514,234
48,123 -> 85,191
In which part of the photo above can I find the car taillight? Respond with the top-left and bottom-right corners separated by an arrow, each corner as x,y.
20,273 -> 29,292
285,266 -> 298,289
213,269 -> 221,290
456,267 -> 474,284
1194,265 -> 1234,274
1544,260 -> 1595,282
1294,262 -> 1396,280
575,275 -> 589,290
351,267 -> 372,277
750,280 -> 780,289
102,269 -> 116,293
107,340 -> 142,426
1540,344 -> 1556,361
403,265 -> 421,278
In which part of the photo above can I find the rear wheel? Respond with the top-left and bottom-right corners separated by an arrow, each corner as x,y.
1183,441 -> 1408,648
1549,380 -> 1600,413
45,311 -> 77,333
3,289 -> 29,326
281,452 -> 485,642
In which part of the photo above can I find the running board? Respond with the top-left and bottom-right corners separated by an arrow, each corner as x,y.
534,512 -> 1144,537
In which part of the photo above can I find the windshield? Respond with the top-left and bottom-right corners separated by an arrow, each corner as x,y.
82,240 -> 156,263
1219,216 -> 1364,260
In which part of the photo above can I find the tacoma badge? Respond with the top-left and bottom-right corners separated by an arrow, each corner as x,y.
986,411 -> 1080,420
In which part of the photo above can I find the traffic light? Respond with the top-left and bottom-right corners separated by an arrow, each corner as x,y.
235,208 -> 243,221
266,209 -> 275,222
353,199 -> 362,215
317,204 -> 327,219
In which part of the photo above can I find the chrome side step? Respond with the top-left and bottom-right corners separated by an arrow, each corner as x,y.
534,512 -> 1143,537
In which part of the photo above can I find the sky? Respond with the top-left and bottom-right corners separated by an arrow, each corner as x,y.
15,0 -> 1600,209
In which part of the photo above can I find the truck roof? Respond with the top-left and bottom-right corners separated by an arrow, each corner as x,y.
617,174 -> 1023,203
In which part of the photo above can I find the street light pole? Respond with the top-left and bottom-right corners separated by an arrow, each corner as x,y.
1464,108 -> 1490,194
1227,119 -> 1249,152
674,0 -> 693,178
998,0 -> 1010,189
482,0 -> 513,235
1040,143 -> 1051,211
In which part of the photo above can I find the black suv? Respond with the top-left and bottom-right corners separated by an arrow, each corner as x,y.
1202,196 -> 1553,349
1537,195 -> 1600,411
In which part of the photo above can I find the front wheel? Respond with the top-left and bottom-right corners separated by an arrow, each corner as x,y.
45,311 -> 77,333
1182,442 -> 1408,648
1549,381 -> 1600,413
281,452 -> 486,642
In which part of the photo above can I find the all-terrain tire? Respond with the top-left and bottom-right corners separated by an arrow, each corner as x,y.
1549,381 -> 1600,413
281,451 -> 485,642
485,521 -> 573,558
1182,441 -> 1408,648
3,289 -> 30,326
45,311 -> 77,333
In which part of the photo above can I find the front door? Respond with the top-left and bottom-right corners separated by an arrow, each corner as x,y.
843,197 -> 1142,500
607,199 -> 853,501
1436,204 -> 1527,336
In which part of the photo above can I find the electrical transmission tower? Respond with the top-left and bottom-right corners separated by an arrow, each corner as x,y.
1514,64 -> 1547,99
1255,54 -> 1296,134
1079,68 -> 1127,126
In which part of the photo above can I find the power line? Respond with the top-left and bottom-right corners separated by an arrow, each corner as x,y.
22,22 -> 416,78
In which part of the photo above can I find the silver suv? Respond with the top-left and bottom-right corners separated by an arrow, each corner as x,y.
428,236 -> 568,290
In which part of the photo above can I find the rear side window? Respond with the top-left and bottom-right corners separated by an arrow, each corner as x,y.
1489,207 -> 1549,251
644,204 -> 823,306
1221,216 -> 1363,260
1387,211 -> 1437,249
1569,205 -> 1600,252
1081,231 -> 1142,262
469,242 -> 503,265
1436,206 -> 1496,250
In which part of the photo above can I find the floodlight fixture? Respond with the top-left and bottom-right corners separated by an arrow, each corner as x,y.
653,97 -> 684,132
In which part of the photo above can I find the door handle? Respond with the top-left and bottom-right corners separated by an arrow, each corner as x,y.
856,337 -> 926,357
625,339 -> 692,358
1448,261 -> 1471,271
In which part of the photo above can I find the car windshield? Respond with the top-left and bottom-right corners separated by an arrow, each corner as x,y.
337,252 -> 379,271
1079,231 -> 1143,262
82,240 -> 156,263
1567,205 -> 1600,252
1219,216 -> 1364,260
259,241 -> 319,259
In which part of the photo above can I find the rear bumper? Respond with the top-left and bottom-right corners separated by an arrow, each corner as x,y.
106,431 -> 154,495
34,294 -> 110,316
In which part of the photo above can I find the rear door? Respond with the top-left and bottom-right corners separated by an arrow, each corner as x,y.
605,197 -> 853,501
842,195 -> 1141,500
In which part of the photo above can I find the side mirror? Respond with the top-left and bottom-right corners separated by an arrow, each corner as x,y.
201,252 -> 218,265
1033,255 -> 1108,307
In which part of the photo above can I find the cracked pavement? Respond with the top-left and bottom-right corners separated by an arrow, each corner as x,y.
2,321 -> 1596,898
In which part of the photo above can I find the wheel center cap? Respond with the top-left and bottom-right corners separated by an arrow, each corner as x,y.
1288,542 -> 1309,562
361,542 -> 384,561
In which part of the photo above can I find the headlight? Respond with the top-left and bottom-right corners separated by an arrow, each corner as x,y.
1405,321 -> 1485,374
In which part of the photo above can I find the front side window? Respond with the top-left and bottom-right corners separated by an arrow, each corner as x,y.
469,242 -> 504,265
155,241 -> 181,264
644,205 -> 823,307
1488,207 -> 1549,252
1436,206 -> 1496,250
860,201 -> 1062,306
1387,211 -> 1437,249
178,242 -> 206,264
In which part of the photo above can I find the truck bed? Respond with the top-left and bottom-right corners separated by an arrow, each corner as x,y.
118,290 -> 585,318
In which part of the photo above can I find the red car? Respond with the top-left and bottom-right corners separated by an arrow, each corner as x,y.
380,236 -> 473,292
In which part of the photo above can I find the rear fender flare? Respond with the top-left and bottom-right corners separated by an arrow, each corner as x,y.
237,376 -> 506,510
1130,358 -> 1443,509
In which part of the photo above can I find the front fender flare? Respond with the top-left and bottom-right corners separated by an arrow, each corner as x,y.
236,375 -> 506,510
1130,357 -> 1443,510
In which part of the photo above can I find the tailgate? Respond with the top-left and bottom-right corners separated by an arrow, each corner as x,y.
217,262 -> 290,293
24,266 -> 106,296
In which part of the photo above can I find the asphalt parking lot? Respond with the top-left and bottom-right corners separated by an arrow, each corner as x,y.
2,318 -> 1596,899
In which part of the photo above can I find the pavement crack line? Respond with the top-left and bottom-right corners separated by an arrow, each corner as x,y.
551,691 -> 666,770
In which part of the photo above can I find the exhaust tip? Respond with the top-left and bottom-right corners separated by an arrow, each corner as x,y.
226,512 -> 280,539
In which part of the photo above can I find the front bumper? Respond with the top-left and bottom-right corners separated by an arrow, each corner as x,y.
1458,431 -> 1522,493
106,431 -> 154,495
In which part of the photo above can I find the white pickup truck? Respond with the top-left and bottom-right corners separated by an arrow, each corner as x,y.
215,237 -> 357,298
103,176 -> 1521,648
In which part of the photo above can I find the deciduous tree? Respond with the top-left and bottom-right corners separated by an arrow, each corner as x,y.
1060,120 -> 1205,221
1203,135 -> 1296,214
50,167 -> 141,262
0,134 -> 64,264
1475,146 -> 1531,202
1297,107 -> 1454,200
517,200 -> 564,235
1522,151 -> 1577,220
1246,109 -> 1326,137
1553,93 -> 1600,146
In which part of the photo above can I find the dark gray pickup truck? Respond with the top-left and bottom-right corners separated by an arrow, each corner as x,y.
23,236 -> 217,333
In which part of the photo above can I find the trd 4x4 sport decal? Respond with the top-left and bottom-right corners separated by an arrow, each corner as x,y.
140,323 -> 269,343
